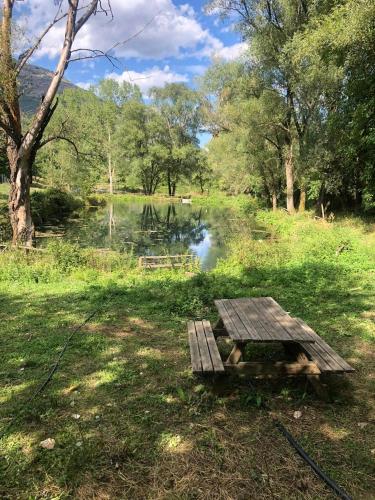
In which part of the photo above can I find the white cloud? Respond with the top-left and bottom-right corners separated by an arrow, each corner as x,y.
76,82 -> 93,90
16,0 -> 223,61
106,65 -> 188,95
212,42 -> 248,61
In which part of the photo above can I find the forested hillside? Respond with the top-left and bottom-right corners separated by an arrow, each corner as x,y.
19,64 -> 77,113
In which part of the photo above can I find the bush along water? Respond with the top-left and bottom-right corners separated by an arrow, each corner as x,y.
31,188 -> 84,227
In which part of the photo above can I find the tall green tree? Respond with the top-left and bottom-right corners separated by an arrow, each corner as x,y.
206,0 -> 313,212
149,83 -> 202,196
117,100 -> 168,195
94,80 -> 142,194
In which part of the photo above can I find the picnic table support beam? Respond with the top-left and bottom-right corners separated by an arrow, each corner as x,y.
223,360 -> 321,378
226,341 -> 246,364
283,342 -> 329,400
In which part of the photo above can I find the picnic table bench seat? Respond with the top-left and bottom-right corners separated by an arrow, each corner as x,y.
293,318 -> 354,374
188,320 -> 225,374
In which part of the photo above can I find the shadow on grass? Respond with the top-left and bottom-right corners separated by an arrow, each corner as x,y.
0,259 -> 374,498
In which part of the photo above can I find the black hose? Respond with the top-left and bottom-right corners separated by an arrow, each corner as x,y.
247,379 -> 352,500
274,419 -> 353,500
0,289 -> 120,440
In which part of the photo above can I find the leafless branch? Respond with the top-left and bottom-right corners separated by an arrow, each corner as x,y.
69,48 -> 119,68
37,135 -> 80,156
16,11 -> 68,75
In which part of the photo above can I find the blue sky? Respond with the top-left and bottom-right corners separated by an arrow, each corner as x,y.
16,1 -> 245,145
17,1 -> 244,91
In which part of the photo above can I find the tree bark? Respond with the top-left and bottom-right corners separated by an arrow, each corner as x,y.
8,147 -> 34,246
299,187 -> 306,212
272,192 -> 277,211
285,140 -> 295,214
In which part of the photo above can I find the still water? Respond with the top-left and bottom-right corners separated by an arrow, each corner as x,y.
55,200 -> 262,270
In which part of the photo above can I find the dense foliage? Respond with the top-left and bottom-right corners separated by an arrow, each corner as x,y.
203,0 -> 375,213
37,81 -> 207,197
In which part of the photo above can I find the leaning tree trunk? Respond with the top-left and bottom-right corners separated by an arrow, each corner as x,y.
285,140 -> 295,214
7,144 -> 34,247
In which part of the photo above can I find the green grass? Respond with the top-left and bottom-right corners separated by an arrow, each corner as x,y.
0,208 -> 374,498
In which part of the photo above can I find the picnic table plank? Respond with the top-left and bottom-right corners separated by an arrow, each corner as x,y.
194,321 -> 214,372
229,299 -> 263,341
260,297 -> 315,343
188,321 -> 202,373
202,320 -> 225,373
245,298 -> 293,342
215,297 -> 315,343
232,298 -> 274,341
214,300 -> 243,340
251,297 -> 296,341
294,318 -> 354,372
222,300 -> 252,341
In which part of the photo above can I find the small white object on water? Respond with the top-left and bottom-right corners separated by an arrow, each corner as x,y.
40,438 -> 55,450
72,413 -> 80,420
293,410 -> 302,419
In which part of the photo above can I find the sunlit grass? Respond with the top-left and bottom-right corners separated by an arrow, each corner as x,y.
0,210 -> 374,498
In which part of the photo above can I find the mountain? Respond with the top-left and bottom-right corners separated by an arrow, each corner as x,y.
19,64 -> 78,113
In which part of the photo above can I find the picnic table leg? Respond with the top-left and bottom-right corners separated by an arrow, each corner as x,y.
283,342 -> 329,401
226,341 -> 246,364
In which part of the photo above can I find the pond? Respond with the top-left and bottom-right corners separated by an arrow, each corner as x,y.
40,199 -> 265,270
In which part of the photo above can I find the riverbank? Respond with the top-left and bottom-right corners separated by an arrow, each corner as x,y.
0,208 -> 374,498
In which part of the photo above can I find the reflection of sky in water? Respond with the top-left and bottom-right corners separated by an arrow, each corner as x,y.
54,201 -> 261,271
189,230 -> 211,262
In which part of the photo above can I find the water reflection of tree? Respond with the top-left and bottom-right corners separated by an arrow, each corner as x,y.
60,201 -> 259,267
137,204 -> 206,255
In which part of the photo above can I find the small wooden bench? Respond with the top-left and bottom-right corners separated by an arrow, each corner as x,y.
139,254 -> 197,269
188,320 -> 225,374
293,318 -> 354,374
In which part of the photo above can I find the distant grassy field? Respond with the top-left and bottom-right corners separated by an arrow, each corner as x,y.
0,209 -> 374,499
0,182 -> 8,199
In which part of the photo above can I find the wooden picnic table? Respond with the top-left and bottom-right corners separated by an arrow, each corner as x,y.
188,297 -> 354,399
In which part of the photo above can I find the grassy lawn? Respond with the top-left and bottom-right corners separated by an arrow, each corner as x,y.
0,209 -> 374,499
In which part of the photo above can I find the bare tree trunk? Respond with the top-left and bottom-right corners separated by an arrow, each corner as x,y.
167,171 -> 172,196
299,187 -> 306,212
8,147 -> 34,246
108,158 -> 113,195
272,192 -> 277,211
285,140 -> 295,214
107,130 -> 114,195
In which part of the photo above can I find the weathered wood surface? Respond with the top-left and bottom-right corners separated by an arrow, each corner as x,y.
224,360 -> 321,378
188,320 -> 225,374
139,254 -> 197,269
294,318 -> 354,373
214,297 -> 315,343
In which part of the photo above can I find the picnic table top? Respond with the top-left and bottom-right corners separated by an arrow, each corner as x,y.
214,297 -> 315,343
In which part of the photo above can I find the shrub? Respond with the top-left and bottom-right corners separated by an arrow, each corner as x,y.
47,240 -> 87,271
0,203 -> 11,241
85,195 -> 107,207
31,188 -> 84,226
